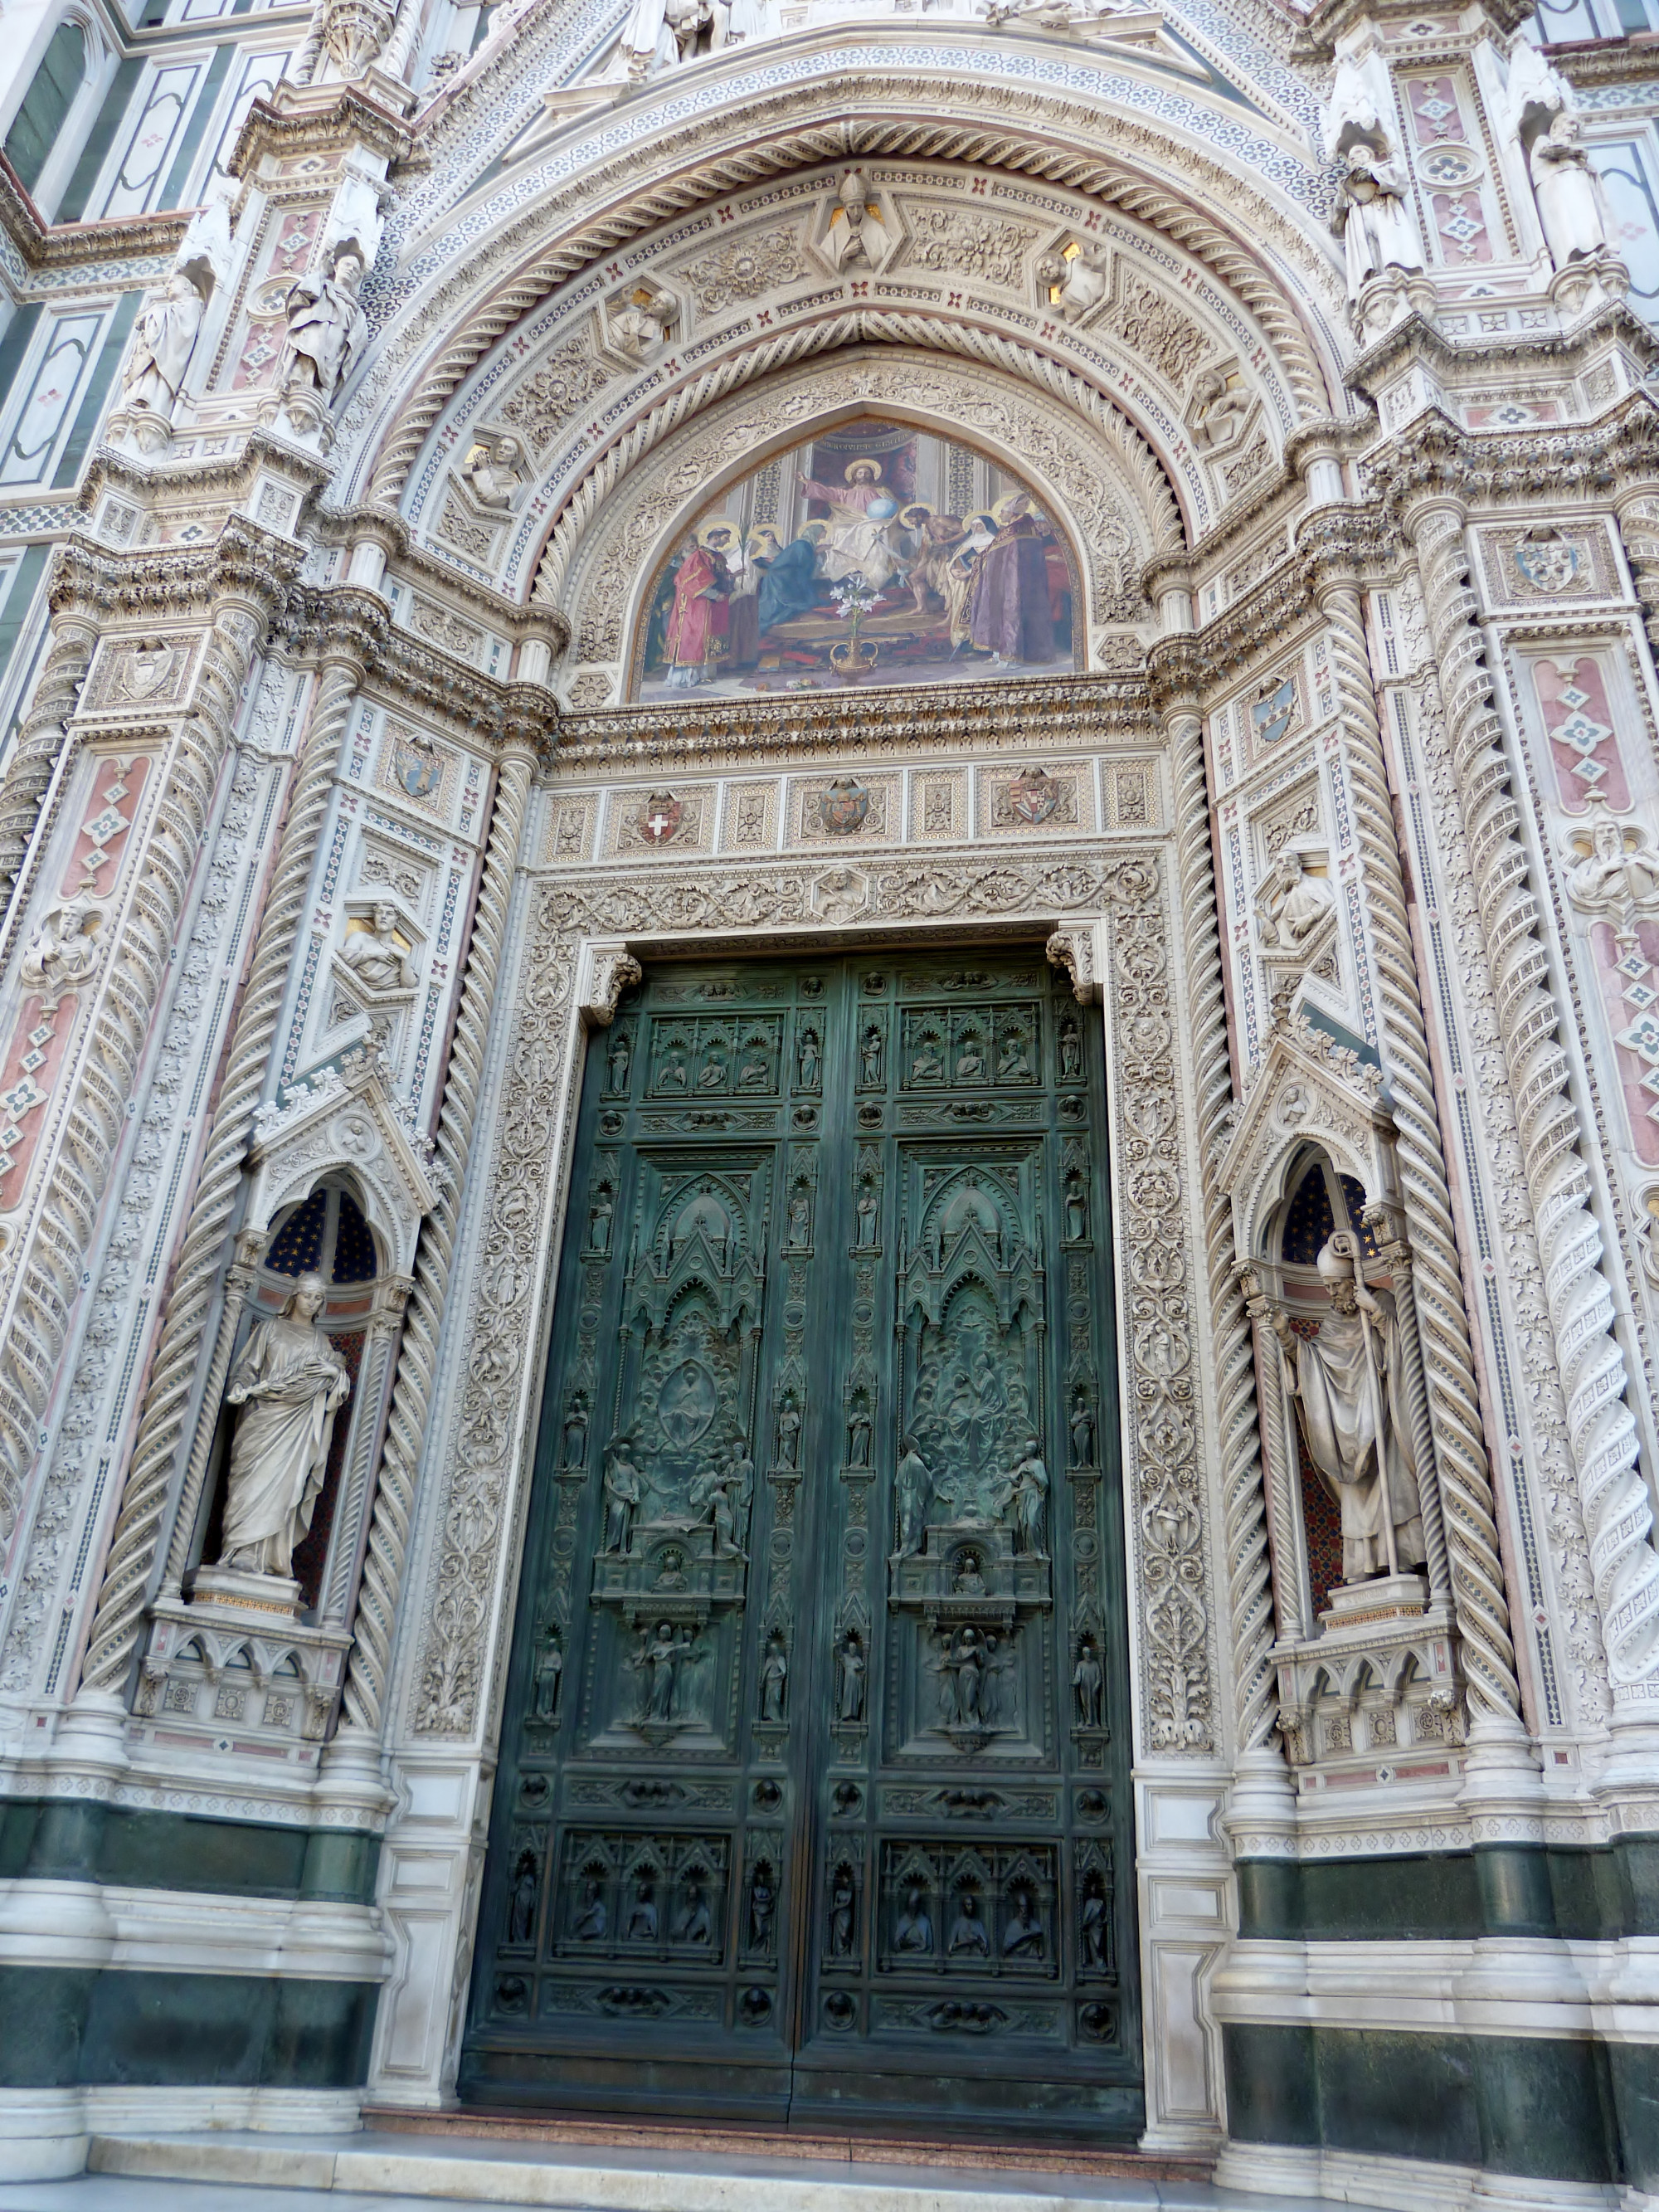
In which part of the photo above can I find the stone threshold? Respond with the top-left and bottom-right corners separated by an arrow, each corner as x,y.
362,2104 -> 1211,2180
85,2128 -> 1306,2212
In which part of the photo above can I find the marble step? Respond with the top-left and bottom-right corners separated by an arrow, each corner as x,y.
83,2128 -> 1336,2212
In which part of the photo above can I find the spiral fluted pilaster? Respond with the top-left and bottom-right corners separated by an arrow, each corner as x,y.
1315,568 -> 1520,1726
1408,502 -> 1659,1708
338,742 -> 535,1739
79,650 -> 365,1695
1165,698 -> 1276,1752
0,613 -> 96,915
0,602 -> 260,1548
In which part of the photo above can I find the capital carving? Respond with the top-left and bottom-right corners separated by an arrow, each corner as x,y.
577,940 -> 642,1027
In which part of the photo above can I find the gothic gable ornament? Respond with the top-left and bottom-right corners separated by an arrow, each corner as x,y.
246,1050 -> 443,1276
1216,1014 -> 1399,1262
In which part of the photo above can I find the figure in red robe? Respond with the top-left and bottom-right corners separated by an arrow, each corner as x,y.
967,493 -> 1054,666
663,537 -> 732,688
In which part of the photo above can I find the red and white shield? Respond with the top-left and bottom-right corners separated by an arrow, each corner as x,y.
637,791 -> 684,845
817,778 -> 869,835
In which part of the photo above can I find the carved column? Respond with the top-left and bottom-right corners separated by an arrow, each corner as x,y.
1404,492 -> 1659,1744
0,538 -> 283,1565
1308,545 -> 1522,1736
0,605 -> 98,923
78,597 -> 384,1702
154,1228 -> 268,1601
1150,627 -> 1275,1757
334,723 -> 541,1744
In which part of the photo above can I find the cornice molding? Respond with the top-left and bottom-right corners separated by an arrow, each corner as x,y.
552,672 -> 1155,770
0,156 -> 189,272
1365,394 -> 1659,519
47,520 -> 306,625
1345,297 -> 1659,401
229,89 -> 416,180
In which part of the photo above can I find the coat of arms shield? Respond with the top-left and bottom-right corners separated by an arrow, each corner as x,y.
637,791 -> 684,844
816,778 -> 869,836
1514,534 -> 1582,597
1007,767 -> 1060,826
393,733 -> 445,801
1251,674 -> 1298,748
120,644 -> 176,701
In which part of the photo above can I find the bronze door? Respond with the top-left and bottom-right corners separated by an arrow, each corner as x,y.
462,948 -> 1141,2139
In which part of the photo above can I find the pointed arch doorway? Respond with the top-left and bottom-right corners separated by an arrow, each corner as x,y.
460,943 -> 1141,2141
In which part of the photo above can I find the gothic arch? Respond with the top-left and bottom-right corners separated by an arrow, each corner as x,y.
544,345 -> 1167,700
337,83 -> 1351,517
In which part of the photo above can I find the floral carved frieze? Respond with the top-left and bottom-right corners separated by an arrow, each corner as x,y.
409,845 -> 1215,1759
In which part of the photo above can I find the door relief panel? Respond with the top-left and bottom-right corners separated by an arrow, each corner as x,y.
465,950 -> 1140,2136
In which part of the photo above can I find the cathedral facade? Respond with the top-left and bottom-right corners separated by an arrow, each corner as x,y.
2,0 -> 1659,2200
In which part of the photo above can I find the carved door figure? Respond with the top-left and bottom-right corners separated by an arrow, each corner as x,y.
463,951 -> 1140,2137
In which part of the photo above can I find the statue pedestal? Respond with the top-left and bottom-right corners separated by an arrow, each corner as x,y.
187,1565 -> 302,1619
1319,1571 -> 1429,1633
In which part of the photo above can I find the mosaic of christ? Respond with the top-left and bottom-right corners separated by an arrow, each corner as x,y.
633,419 -> 1078,700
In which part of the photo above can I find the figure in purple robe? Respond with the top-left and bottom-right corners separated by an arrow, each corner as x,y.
968,494 -> 1054,666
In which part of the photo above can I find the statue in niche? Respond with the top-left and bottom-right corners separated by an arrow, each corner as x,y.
999,1437 -> 1048,1555
1266,1235 -> 1426,1585
997,1030 -> 1032,1079
862,1026 -> 883,1084
949,1895 -> 990,1955
1070,1391 -> 1095,1468
635,1620 -> 693,1723
787,1186 -> 812,1249
660,1049 -> 687,1091
1004,1889 -> 1044,1957
955,1035 -> 986,1084
798,1026 -> 821,1089
1065,1172 -> 1088,1242
1255,851 -> 1333,953
775,1395 -> 801,1469
674,1877 -> 712,1943
856,1180 -> 878,1248
533,1626 -> 564,1722
953,1549 -> 985,1596
461,432 -> 525,510
216,1273 -> 351,1580
1080,1873 -> 1110,1968
759,1630 -> 789,1721
1333,141 -> 1422,298
342,900 -> 416,992
823,171 -> 893,272
1059,1016 -> 1082,1079
20,897 -> 100,1006
848,1399 -> 873,1468
830,1869 -> 857,1956
601,1435 -> 642,1552
562,1396 -> 588,1467
611,288 -> 675,360
1530,110 -> 1608,269
508,1852 -> 538,1944
981,1630 -> 1014,1727
911,1035 -> 944,1082
896,1436 -> 932,1554
628,1879 -> 659,1941
1073,1635 -> 1103,1728
837,1630 -> 866,1722
123,270 -> 207,414
931,1625 -> 987,1726
608,1029 -> 632,1093
748,1866 -> 776,1952
282,250 -> 368,404
894,1888 -> 933,1953
572,1879 -> 606,1940
693,1440 -> 752,1556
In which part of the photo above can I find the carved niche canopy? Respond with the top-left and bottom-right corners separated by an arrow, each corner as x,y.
1216,1012 -> 1399,1266
246,1048 -> 444,1277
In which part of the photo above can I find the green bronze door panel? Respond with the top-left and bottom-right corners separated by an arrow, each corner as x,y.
462,950 -> 1141,2137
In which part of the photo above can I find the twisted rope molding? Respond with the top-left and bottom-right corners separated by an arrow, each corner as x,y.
359,106 -> 1335,510
1409,501 -> 1659,1709
338,743 -> 535,1738
0,615 -> 96,911
0,603 -> 262,1550
1316,569 -> 1519,1726
1167,700 -> 1275,1752
80,647 -> 367,1695
536,319 -> 1181,621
